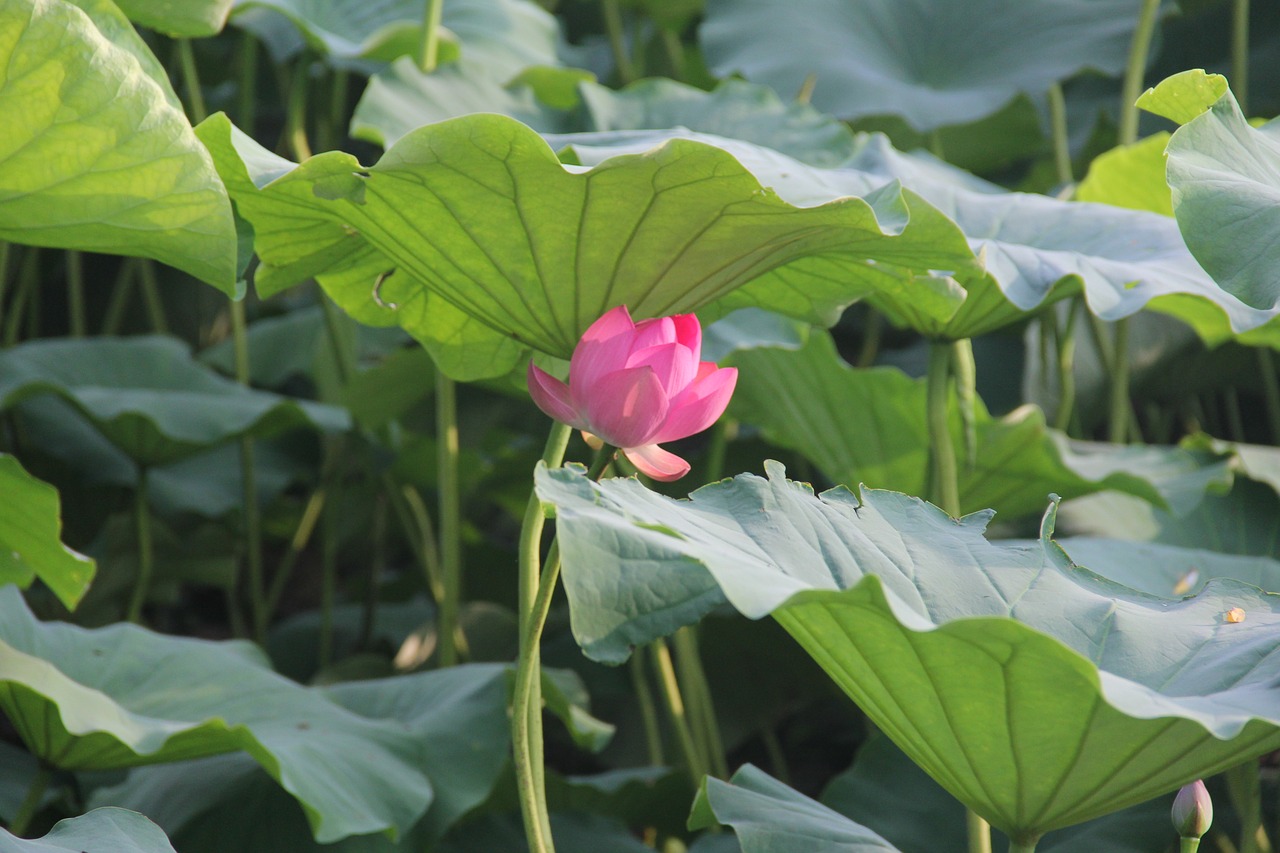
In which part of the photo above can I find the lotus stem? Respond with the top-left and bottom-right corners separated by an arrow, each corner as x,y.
236,30 -> 258,136
1256,350 -> 1280,443
652,636 -> 709,787
1179,839 -> 1200,853
1233,0 -> 1249,113
1108,318 -> 1131,443
7,763 -> 51,837
1225,762 -> 1266,853
967,810 -> 994,853
136,260 -> 168,335
65,251 -> 84,338
436,369 -> 461,667
952,339 -> 978,471
319,492 -> 337,670
1053,301 -> 1080,433
1118,0 -> 1161,146
285,57 -> 313,161
265,486 -> 327,620
926,340 -> 960,516
630,647 -> 666,766
126,467 -> 153,624
602,0 -> 636,84
101,258 -> 135,336
418,0 -> 445,73
1046,82 -> 1073,188
229,298 -> 267,645
5,248 -> 39,346
673,626 -> 729,779
1007,837 -> 1038,853
176,39 -> 207,123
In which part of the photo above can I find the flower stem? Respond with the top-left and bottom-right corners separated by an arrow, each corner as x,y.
513,421 -> 573,853
436,369 -> 461,667
1180,839 -> 1201,853
926,340 -> 960,516
7,763 -> 51,837
126,467 -> 153,624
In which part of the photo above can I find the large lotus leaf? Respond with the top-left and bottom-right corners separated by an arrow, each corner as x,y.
1057,538 -> 1280,597
0,455 -> 94,609
353,68 -> 858,167
0,808 -> 176,853
698,0 -> 1145,131
535,463 -> 1280,841
114,0 -> 233,36
689,764 -> 900,852
0,337 -> 349,467
1075,134 -> 1174,216
822,731 -> 1175,853
0,585 -> 431,843
198,111 -> 979,362
0,0 -> 237,293
1137,72 -> 1280,310
230,0 -> 560,78
557,127 -> 1280,343
728,331 -> 1230,518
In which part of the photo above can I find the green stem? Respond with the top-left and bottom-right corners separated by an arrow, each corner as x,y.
652,637 -> 709,786
126,468 -> 153,623
1053,301 -> 1080,433
101,258 -> 135,335
1118,0 -> 1162,146
1108,318 -> 1131,443
417,0 -> 446,72
264,487 -> 327,620
672,626 -> 728,779
286,57 -> 313,161
952,339 -> 978,471
660,28 -> 685,81
4,248 -> 38,346
1180,839 -> 1202,853
630,647 -> 666,766
137,260 -> 168,335
601,0 -> 636,84
359,495 -> 387,650
513,421 -> 573,853
1007,837 -> 1037,853
1233,0 -> 1249,114
236,30 -> 258,137
389,480 -> 445,606
1257,349 -> 1280,443
856,308 -> 883,367
318,294 -> 354,383
436,369 -> 461,667
324,69 -> 350,151
702,419 -> 736,484
7,763 -> 51,837
319,493 -> 337,670
926,341 -> 960,516
230,299 -> 267,644
760,726 -> 790,785
0,241 -> 11,330
1046,82 -> 1073,188
176,39 -> 207,123
65,251 -> 85,338
1226,762 -> 1264,853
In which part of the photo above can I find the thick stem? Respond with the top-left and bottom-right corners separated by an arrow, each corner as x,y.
417,0 -> 446,73
176,39 -> 207,123
1233,0 -> 1249,113
436,370 -> 461,667
1046,82 -> 1073,188
926,341 -> 961,516
652,637 -> 709,787
236,31 -> 258,136
1117,0 -> 1162,146
966,802 -> 993,852
672,626 -> 728,779
126,468 -> 153,623
65,251 -> 85,338
1108,319 -> 1131,443
7,763 -> 51,837
1007,836 -> 1038,853
601,0 -> 636,84
952,339 -> 978,472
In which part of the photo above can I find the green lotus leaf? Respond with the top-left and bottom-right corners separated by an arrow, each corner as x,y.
0,0 -> 237,293
0,586 -> 432,843
0,337 -> 349,467
1057,538 -> 1280,597
728,331 -> 1230,518
536,463 -> 1280,842
1075,134 -> 1174,216
559,127 -> 1280,343
699,0 -> 1148,131
114,0 -> 233,36
0,808 -> 176,853
198,111 -> 978,363
229,0 -> 561,78
1139,72 -> 1280,310
353,68 -> 857,166
689,764 -> 900,851
0,455 -> 94,609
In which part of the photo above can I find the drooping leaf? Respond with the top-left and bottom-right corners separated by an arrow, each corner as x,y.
0,337 -> 349,467
557,127 -> 1280,343
0,808 -> 177,853
689,764 -> 900,851
699,0 -> 1149,131
113,0 -> 233,36
198,111 -> 978,364
1138,71 -> 1280,310
537,463 -> 1280,841
0,586 -> 432,843
0,455 -> 94,609
728,331 -> 1230,518
0,0 -> 237,292
229,0 -> 562,78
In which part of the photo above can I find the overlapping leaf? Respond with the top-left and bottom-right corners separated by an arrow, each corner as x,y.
115,0 -> 233,36
198,110 -> 977,367
0,455 -> 94,609
729,331 -> 1231,518
558,127 -> 1280,342
0,0 -> 236,292
536,463 -> 1280,840
699,0 -> 1146,130
0,337 -> 349,467
0,808 -> 176,853
0,586 -> 431,843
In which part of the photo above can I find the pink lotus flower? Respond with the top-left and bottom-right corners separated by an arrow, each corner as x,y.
527,306 -> 737,481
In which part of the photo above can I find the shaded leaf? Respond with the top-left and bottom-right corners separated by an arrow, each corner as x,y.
537,463 -> 1280,839
0,0 -> 237,292
114,0 -> 233,36
0,808 -> 176,853
0,455 -> 94,609
0,586 -> 432,843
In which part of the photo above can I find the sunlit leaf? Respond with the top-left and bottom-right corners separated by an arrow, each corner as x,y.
0,455 -> 94,609
0,0 -> 237,293
114,0 -> 233,36
537,463 -> 1280,841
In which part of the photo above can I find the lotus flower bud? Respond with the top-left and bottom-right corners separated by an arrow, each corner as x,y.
1171,779 -> 1212,840
527,306 -> 737,482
